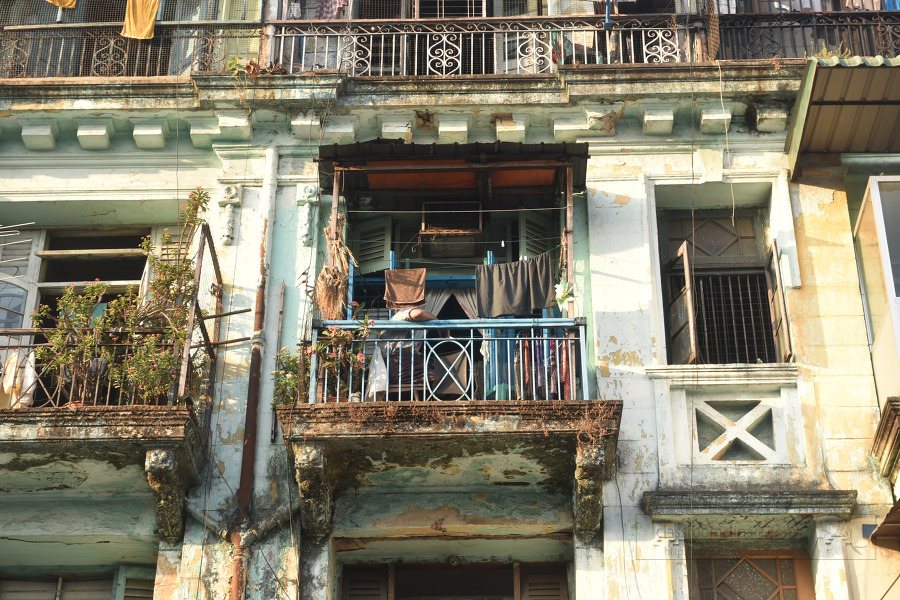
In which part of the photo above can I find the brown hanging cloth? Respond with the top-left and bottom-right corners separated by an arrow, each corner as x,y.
384,268 -> 427,310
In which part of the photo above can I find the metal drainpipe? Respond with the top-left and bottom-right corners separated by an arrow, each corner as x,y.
232,145 -> 279,600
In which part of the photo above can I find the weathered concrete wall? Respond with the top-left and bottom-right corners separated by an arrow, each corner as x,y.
1,61 -> 898,599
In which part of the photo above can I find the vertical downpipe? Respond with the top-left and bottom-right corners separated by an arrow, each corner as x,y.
232,146 -> 279,600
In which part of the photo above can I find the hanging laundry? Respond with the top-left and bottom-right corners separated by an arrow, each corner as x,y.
45,0 -> 76,8
2,351 -> 37,409
475,252 -> 555,318
843,0 -> 880,8
315,0 -> 350,20
384,268 -> 426,310
121,0 -> 161,40
794,0 -> 825,10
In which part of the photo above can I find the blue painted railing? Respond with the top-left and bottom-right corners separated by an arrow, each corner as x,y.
308,318 -> 589,403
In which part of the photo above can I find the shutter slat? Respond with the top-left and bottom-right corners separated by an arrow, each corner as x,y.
342,569 -> 388,600
124,576 -> 156,598
0,232 -> 34,278
352,217 -> 392,274
521,567 -> 569,600
766,241 -> 793,363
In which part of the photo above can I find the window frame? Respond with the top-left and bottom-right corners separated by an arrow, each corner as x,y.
658,209 -> 792,366
689,549 -> 815,600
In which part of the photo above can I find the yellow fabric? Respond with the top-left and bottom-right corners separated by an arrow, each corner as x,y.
121,0 -> 161,40
44,0 -> 77,8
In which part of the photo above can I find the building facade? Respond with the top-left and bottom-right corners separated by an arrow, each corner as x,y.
1,0 -> 899,598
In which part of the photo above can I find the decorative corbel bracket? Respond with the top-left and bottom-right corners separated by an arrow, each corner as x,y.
574,444 -> 606,545
293,442 -> 333,540
145,449 -> 186,545
296,183 -> 320,248
219,184 -> 243,246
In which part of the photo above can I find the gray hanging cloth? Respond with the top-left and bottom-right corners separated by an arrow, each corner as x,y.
475,252 -> 555,318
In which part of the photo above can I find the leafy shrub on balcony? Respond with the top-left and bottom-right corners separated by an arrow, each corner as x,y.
31,188 -> 210,406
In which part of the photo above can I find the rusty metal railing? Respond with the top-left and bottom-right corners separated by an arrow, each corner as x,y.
0,225 -> 225,416
271,16 -> 687,76
717,11 -> 900,59
305,318 -> 589,404
0,22 -> 262,78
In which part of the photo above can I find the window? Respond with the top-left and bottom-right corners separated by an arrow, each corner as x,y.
341,564 -> 569,600
854,177 -> 900,410
659,212 -> 791,365
691,551 -> 814,600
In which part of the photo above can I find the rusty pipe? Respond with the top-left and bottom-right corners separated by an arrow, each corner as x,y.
231,531 -> 247,600
234,146 -> 279,600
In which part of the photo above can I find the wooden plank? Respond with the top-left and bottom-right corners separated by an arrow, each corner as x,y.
336,161 -> 568,174
36,248 -> 146,260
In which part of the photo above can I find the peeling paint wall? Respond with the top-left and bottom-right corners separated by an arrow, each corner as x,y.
0,59 -> 897,600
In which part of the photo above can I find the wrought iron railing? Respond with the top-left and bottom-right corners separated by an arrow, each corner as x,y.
717,11 -> 900,59
0,225 -> 224,418
0,22 -> 261,78
307,318 -> 589,403
271,16 -> 686,76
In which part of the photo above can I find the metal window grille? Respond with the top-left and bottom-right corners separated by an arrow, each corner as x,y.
670,270 -> 776,364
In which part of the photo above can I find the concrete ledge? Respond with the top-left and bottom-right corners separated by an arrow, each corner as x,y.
642,489 -> 858,520
278,400 -> 621,442
645,363 -> 799,386
0,405 -> 205,484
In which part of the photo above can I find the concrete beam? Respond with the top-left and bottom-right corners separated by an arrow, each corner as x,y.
76,119 -> 113,151
322,116 -> 359,144
574,444 -> 605,544
130,118 -> 170,150
217,110 -> 252,140
186,117 -> 222,148
492,112 -> 527,143
437,114 -> 471,144
642,108 -> 675,135
379,113 -> 413,143
585,104 -> 624,136
145,449 -> 186,545
553,115 -> 589,143
292,112 -> 322,142
755,105 -> 789,133
20,119 -> 59,151
700,107 -> 733,134
294,442 -> 333,540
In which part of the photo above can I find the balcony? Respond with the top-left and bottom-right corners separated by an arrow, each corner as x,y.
302,318 -> 589,404
0,21 -> 261,78
716,11 -> 900,60
276,316 -> 621,541
0,222 -> 224,561
1,12 -> 896,80
271,15 -> 690,76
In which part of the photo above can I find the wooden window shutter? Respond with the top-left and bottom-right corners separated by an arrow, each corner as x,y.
341,568 -> 388,600
521,567 -> 569,600
518,210 -> 555,259
668,240 -> 698,365
766,241 -> 793,363
352,216 -> 393,274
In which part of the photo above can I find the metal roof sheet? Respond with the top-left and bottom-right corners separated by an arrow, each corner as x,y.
798,56 -> 900,154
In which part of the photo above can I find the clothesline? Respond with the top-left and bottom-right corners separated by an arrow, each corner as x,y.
346,207 -> 565,214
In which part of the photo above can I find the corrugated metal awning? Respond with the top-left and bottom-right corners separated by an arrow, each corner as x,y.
318,141 -> 589,192
786,56 -> 900,172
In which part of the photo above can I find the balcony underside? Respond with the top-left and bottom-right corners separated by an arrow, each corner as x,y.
0,406 -> 205,548
277,400 -> 621,542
